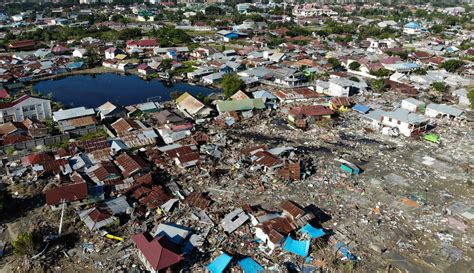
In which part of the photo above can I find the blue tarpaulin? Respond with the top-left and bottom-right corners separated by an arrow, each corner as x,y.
352,104 -> 370,114
238,257 -> 264,273
336,242 -> 357,261
283,236 -> 310,257
300,224 -> 326,239
207,253 -> 232,273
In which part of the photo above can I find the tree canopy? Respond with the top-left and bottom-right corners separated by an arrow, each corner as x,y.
439,60 -> 465,73
221,73 -> 245,99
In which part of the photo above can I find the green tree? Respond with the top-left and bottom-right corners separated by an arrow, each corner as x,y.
370,68 -> 391,78
371,79 -> 386,92
349,62 -> 361,71
221,73 -> 245,99
468,88 -> 474,110
13,232 -> 41,256
327,58 -> 344,71
431,82 -> 447,92
439,60 -> 465,72
349,76 -> 360,82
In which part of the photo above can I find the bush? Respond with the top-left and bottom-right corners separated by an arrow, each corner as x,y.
349,62 -> 361,71
13,232 -> 41,256
439,60 -> 465,72
221,73 -> 245,99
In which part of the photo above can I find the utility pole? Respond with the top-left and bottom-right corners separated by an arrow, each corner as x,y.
58,199 -> 66,237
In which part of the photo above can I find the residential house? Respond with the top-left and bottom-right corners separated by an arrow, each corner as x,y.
53,107 -> 97,132
78,196 -> 130,230
288,105 -> 334,128
45,181 -> 89,210
425,103 -> 464,119
114,153 -> 150,177
216,98 -> 265,114
0,95 -> 52,124
132,232 -> 183,273
72,48 -> 87,58
137,64 -> 154,76
105,47 -> 125,60
175,92 -> 211,119
381,108 -> 429,137
97,101 -> 126,120
401,98 -> 425,113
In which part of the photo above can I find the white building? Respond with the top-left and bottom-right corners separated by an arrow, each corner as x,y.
73,48 -> 87,58
401,98 -> 425,113
0,95 -> 52,124
381,108 -> 429,137
425,103 -> 464,119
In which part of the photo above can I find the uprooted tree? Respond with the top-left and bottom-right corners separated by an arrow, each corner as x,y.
13,231 -> 42,256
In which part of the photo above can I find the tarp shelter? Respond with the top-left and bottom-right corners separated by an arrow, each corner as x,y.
300,224 -> 325,239
207,252 -> 232,273
283,236 -> 310,257
352,104 -> 370,114
336,242 -> 357,261
340,163 -> 360,175
238,257 -> 264,273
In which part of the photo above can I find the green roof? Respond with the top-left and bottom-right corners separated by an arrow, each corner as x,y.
216,98 -> 265,113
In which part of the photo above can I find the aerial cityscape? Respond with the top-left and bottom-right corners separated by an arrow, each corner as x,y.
0,0 -> 472,272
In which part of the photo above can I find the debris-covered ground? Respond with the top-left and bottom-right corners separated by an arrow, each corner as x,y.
0,89 -> 473,273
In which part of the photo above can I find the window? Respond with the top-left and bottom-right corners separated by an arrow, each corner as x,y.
22,106 -> 29,113
397,120 -> 401,125
29,106 -> 35,111
3,111 -> 7,116
389,118 -> 392,122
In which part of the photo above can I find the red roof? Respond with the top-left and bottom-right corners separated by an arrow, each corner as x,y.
8,40 -> 36,49
45,182 -> 88,206
0,95 -> 31,109
289,105 -> 334,118
21,152 -> 54,167
137,39 -> 157,47
0,89 -> 9,99
132,233 -> 183,271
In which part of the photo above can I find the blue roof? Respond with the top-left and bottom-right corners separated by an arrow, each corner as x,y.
336,242 -> 357,261
224,33 -> 239,39
207,253 -> 232,273
300,224 -> 326,239
238,257 -> 264,273
352,104 -> 371,114
283,236 -> 310,257
405,22 -> 421,29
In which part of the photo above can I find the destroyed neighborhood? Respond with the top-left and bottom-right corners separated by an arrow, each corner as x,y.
0,0 -> 473,272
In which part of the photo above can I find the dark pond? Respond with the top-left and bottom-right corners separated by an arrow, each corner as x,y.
33,73 -> 219,108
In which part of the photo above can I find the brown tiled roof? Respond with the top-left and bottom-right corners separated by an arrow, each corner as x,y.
289,105 -> 334,118
240,145 -> 267,156
185,192 -> 211,210
115,153 -> 149,177
88,208 -> 112,222
278,162 -> 301,181
65,116 -> 97,128
45,182 -> 88,206
72,137 -> 109,153
111,118 -> 140,135
281,200 -> 305,219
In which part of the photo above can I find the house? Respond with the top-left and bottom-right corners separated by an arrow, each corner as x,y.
401,98 -> 425,113
53,107 -> 96,131
97,101 -> 126,120
221,208 -> 250,233
152,223 -> 192,245
252,90 -> 278,108
381,108 -> 429,137
0,95 -> 52,124
272,68 -> 305,88
255,216 -> 297,250
132,232 -> 183,273
104,47 -> 125,60
202,72 -> 225,85
216,99 -> 265,114
45,181 -> 89,210
114,153 -> 150,177
220,61 -> 244,73
403,22 -> 423,35
288,105 -> 334,128
175,92 -> 211,118
207,252 -> 232,273
324,77 -> 367,97
72,48 -> 87,58
78,196 -> 130,230
85,161 -> 121,184
425,103 -> 463,119
126,39 -> 157,50
8,40 -> 36,51
137,64 -> 154,76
